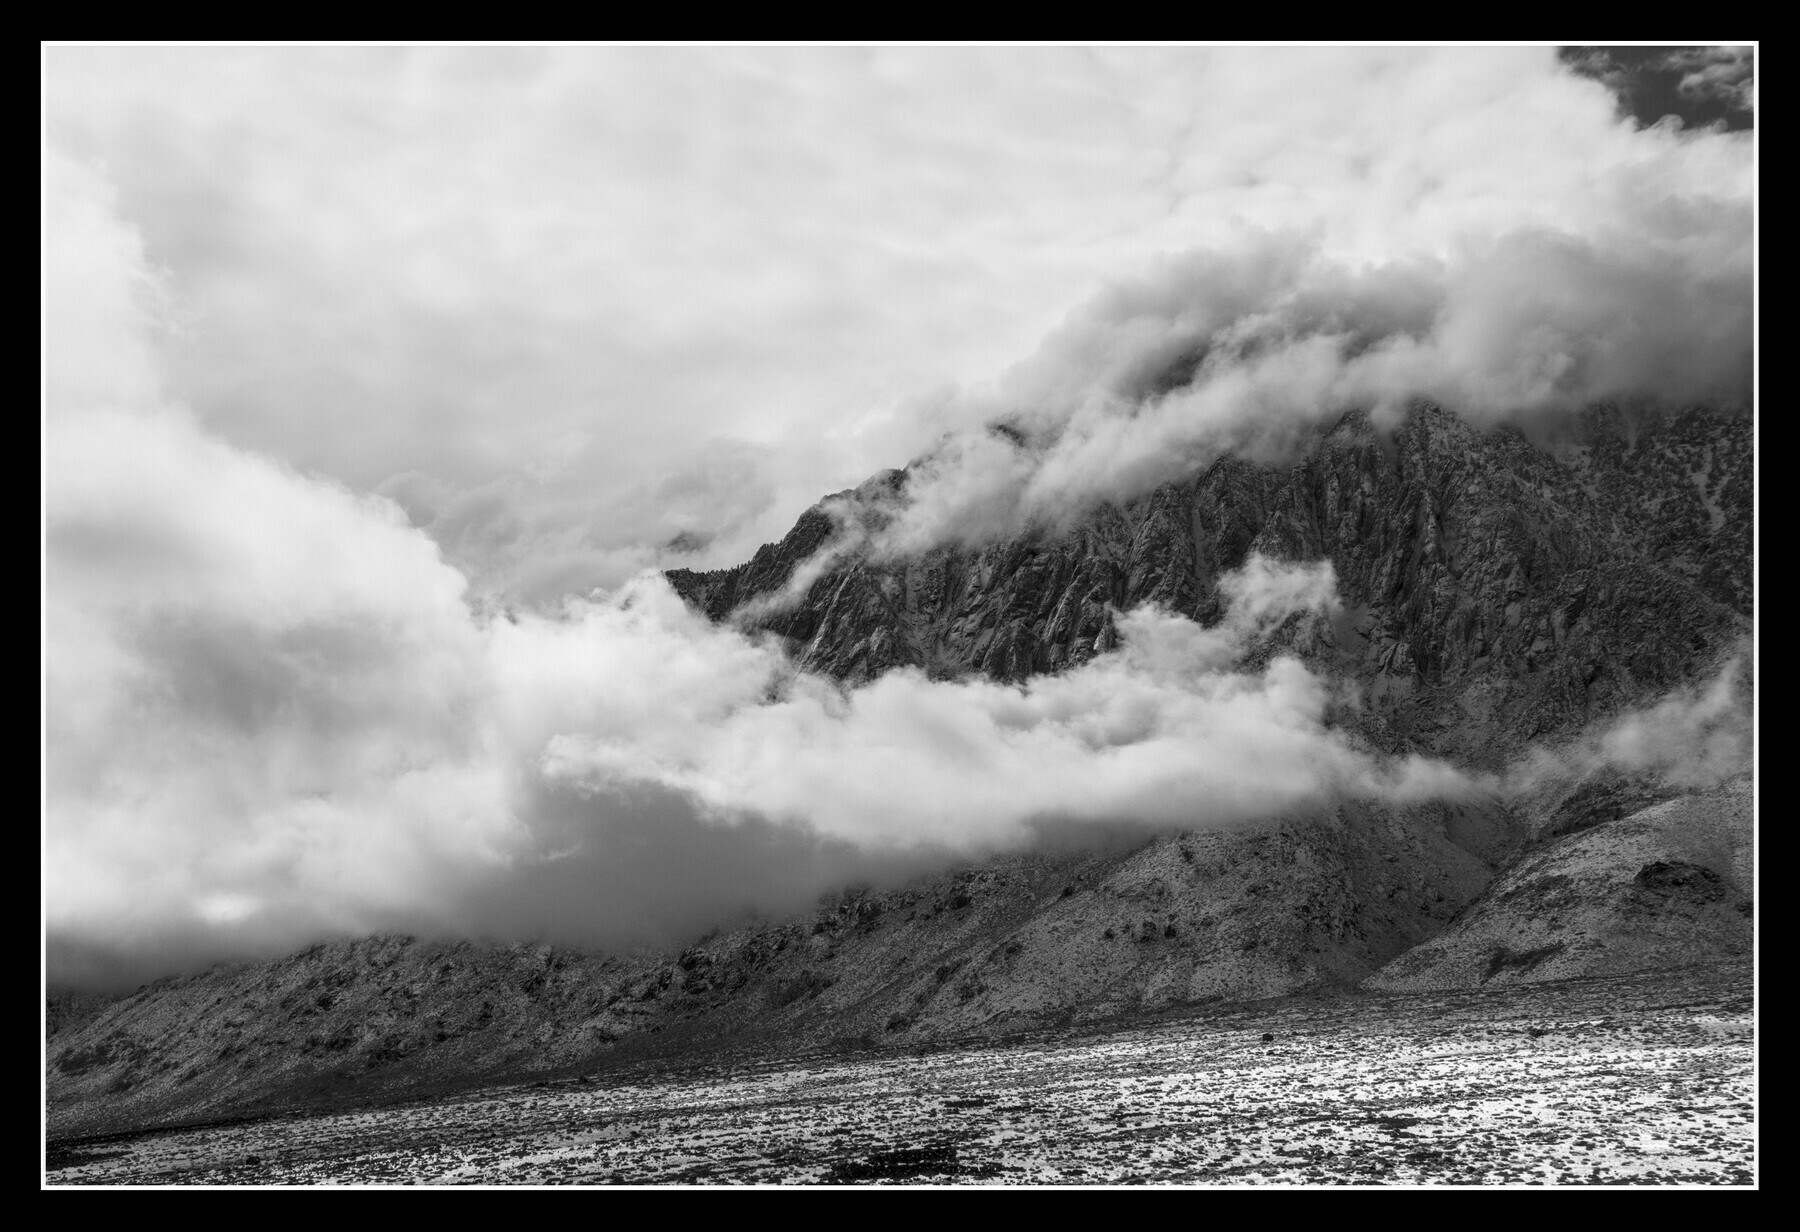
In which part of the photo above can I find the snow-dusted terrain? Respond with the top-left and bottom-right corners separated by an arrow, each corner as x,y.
48,962 -> 1753,1187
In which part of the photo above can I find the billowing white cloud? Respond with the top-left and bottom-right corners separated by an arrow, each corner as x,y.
42,46 -> 1752,602
45,145 -> 519,967
42,47 -> 1754,986
538,561 -> 1479,853
859,217 -> 1751,554
46,137 -> 1486,981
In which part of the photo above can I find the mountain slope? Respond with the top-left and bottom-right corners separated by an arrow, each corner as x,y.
47,792 -> 1505,1138
1367,778 -> 1752,992
48,402 -> 1753,1139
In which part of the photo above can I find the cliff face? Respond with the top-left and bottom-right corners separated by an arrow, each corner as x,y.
670,405 -> 1750,766
47,402 -> 1753,1139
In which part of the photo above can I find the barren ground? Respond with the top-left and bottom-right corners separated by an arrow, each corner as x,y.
46,963 -> 1754,1187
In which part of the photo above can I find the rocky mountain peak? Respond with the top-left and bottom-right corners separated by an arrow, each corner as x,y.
669,402 -> 1750,766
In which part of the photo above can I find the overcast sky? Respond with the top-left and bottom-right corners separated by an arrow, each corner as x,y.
44,44 -> 1754,600
43,45 -> 1755,987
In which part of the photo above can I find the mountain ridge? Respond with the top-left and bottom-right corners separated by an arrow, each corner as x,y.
670,403 -> 1749,763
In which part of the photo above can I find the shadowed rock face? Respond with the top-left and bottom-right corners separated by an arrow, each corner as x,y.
46,402 -> 1753,1140
670,404 -> 1750,767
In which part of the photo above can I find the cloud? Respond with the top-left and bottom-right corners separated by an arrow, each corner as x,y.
45,139 -> 506,977
41,47 -> 1753,605
374,435 -> 782,607
45,136 -> 1484,987
42,46 -> 1191,601
1559,45 -> 1754,132
538,563 -> 1481,856
1505,654 -> 1754,795
42,48 -> 1755,987
1665,47 -> 1755,111
851,217 -> 1751,555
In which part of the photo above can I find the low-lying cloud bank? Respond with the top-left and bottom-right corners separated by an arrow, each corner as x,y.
1505,653 -> 1755,796
538,560 -> 1478,855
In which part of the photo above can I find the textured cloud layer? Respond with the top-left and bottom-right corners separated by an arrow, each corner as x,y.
45,306 -> 1479,976
538,562 -> 1478,854
42,47 -> 1755,986
42,46 -> 1752,601
48,144 -> 1485,980
854,218 -> 1751,555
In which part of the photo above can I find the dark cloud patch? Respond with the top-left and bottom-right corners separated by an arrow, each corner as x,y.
445,782 -> 963,958
46,782 -> 964,993
1560,46 -> 1754,131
